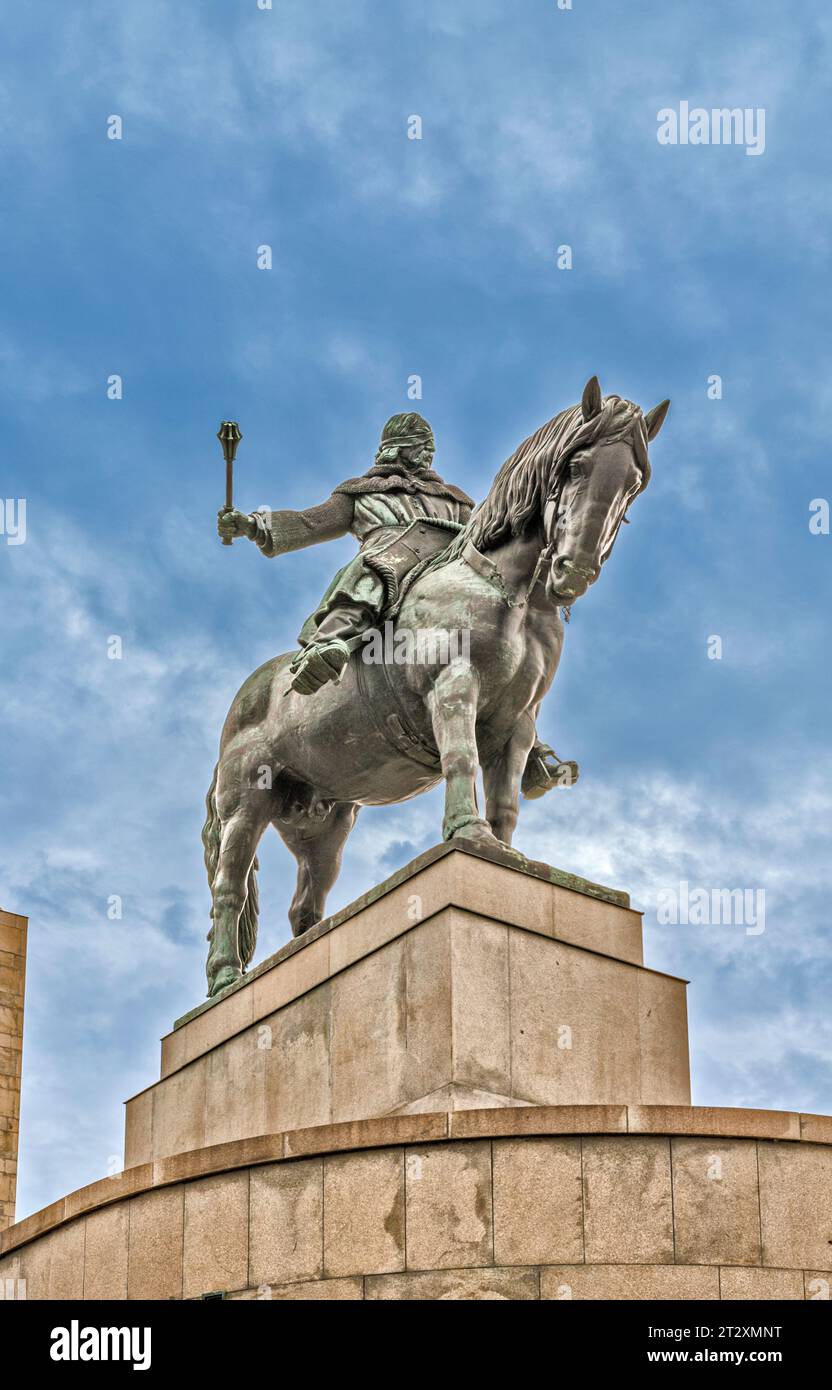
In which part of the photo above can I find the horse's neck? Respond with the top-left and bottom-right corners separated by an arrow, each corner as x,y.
487,524 -> 550,607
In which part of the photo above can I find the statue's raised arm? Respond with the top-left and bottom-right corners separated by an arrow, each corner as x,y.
216,493 -> 354,551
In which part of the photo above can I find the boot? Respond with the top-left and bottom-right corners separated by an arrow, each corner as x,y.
288,638 -> 351,695
522,743 -> 580,799
288,603 -> 369,696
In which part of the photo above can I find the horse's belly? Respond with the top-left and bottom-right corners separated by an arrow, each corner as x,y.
318,730 -> 439,805
276,666 -> 439,804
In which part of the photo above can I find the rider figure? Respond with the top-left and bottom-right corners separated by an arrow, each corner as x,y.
217,412 -> 577,798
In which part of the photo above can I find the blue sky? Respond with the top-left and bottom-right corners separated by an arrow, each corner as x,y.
1,0 -> 830,1217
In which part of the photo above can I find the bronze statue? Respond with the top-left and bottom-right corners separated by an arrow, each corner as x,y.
204,378 -> 669,997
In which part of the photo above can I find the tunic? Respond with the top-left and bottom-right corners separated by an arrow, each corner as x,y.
251,470 -> 474,646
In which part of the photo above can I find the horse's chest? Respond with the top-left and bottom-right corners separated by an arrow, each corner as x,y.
486,609 -> 564,709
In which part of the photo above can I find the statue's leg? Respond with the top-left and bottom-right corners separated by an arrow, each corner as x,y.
428,661 -> 499,847
207,795 -> 271,996
290,600 -> 376,696
484,715 -> 536,845
276,801 -> 360,937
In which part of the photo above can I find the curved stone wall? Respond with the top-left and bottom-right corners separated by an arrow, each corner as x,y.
1,1106 -> 830,1300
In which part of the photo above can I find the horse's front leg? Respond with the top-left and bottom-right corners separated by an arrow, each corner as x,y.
428,660 -> 497,846
483,714 -> 536,846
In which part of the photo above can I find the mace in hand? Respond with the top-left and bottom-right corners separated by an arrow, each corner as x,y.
217,421 -> 243,545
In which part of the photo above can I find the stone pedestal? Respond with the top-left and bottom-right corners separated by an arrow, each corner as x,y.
124,843 -> 690,1166
3,846 -> 830,1302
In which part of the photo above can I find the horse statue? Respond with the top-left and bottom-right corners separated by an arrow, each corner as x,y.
203,377 -> 669,996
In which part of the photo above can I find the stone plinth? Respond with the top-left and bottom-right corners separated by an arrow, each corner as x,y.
3,848 -> 831,1302
2,1106 -> 831,1300
124,843 -> 690,1166
0,907 -> 27,1231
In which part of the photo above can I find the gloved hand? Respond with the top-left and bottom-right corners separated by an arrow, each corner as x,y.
217,508 -> 256,542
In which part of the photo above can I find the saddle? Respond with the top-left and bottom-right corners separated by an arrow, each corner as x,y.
371,517 -> 463,613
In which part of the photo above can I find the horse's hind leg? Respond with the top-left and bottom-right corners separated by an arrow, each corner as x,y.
276,801 -> 359,937
208,793 -> 272,995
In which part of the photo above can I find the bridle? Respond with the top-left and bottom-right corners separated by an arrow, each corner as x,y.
526,434 -> 645,614
470,414 -> 648,619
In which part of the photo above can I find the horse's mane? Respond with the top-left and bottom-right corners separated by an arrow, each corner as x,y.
436,394 -> 650,568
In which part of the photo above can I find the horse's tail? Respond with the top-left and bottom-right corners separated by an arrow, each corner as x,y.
202,761 -> 260,972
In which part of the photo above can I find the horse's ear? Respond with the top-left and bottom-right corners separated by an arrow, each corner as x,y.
645,399 -> 670,441
581,376 -> 603,421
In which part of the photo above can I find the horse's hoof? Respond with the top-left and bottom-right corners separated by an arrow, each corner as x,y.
449,819 -> 503,851
207,964 -> 242,998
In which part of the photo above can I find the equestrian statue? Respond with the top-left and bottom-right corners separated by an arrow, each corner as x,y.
204,376 -> 669,997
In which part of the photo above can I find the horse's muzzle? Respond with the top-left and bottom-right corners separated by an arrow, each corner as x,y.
547,556 -> 598,603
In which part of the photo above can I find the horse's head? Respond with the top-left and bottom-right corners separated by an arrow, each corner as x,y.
544,376 -> 669,605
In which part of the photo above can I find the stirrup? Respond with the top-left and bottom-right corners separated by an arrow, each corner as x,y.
522,748 -> 580,799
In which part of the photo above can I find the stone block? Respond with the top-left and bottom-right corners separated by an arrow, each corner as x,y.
204,1028 -> 266,1148
151,1060 -> 207,1161
0,925 -> 23,955
799,1112 -> 832,1144
582,1136 -> 674,1264
366,1267 -> 539,1300
263,983 -> 332,1134
123,1088 -> 154,1170
671,1137 -> 761,1266
154,1135 -> 282,1187
629,1104 -> 800,1141
183,1171 -> 249,1299
492,1137 -> 583,1265
389,1083 -> 525,1115
638,970 -> 690,1104
759,1141 -> 832,1271
720,1266 -> 803,1299
541,1264 -> 719,1300
83,1204 -> 129,1299
0,911 -> 25,1234
402,916 -> 452,1100
248,1159 -> 323,1287
127,1187 -> 184,1301
327,880 -> 424,976
162,981 -> 255,1078
284,1112 -> 447,1160
323,1148 -> 405,1277
550,885 -> 643,964
18,1220 -> 85,1300
248,934 -> 331,1035
230,1276 -> 362,1300
450,914 -> 510,1095
508,931 -> 641,1105
405,1140 -> 492,1270
330,944 -> 407,1122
